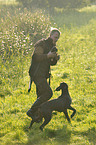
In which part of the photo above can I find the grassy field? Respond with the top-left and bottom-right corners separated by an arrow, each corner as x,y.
0,1 -> 96,145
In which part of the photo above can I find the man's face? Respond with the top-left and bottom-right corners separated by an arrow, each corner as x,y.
50,32 -> 60,45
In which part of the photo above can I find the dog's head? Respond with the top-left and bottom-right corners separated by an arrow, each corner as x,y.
55,82 -> 68,91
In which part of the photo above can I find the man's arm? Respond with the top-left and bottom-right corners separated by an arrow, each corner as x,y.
34,46 -> 57,62
33,46 -> 47,62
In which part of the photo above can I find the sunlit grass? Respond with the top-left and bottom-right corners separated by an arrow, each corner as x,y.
0,0 -> 17,5
78,4 -> 96,12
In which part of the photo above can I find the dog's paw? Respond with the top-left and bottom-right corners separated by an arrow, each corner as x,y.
25,127 -> 31,132
28,125 -> 32,129
28,88 -> 31,92
39,126 -> 43,131
68,120 -> 71,124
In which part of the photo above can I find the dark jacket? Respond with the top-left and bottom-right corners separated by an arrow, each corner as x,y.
29,37 -> 58,79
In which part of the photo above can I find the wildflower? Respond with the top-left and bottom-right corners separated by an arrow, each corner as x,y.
23,40 -> 26,43
2,41 -> 5,43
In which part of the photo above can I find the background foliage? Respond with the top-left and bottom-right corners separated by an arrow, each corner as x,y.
16,0 -> 96,8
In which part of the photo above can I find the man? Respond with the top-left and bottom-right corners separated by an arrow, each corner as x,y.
27,28 -> 60,118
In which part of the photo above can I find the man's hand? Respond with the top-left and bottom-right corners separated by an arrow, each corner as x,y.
47,51 -> 57,59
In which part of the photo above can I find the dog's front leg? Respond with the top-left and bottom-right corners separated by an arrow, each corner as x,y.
63,109 -> 71,123
40,114 -> 52,131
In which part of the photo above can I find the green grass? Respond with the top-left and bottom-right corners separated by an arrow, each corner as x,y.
0,1 -> 96,145
52,7 -> 96,28
79,5 -> 96,12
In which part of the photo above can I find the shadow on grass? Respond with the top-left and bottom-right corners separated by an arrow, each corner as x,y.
45,126 -> 71,144
0,89 -> 12,98
23,124 -> 71,145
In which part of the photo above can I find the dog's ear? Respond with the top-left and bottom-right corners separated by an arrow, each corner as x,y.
60,82 -> 68,89
55,82 -> 63,91
55,82 -> 68,91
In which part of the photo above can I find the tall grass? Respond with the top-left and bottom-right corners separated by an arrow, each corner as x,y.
0,2 -> 96,145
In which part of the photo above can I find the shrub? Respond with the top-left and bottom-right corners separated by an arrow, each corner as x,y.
0,9 -> 51,60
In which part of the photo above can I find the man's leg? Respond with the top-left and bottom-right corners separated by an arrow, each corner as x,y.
27,77 -> 53,118
31,77 -> 53,108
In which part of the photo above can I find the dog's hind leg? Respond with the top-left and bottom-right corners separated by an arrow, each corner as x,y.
28,120 -> 34,129
68,106 -> 76,118
63,109 -> 71,123
39,114 -> 52,131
